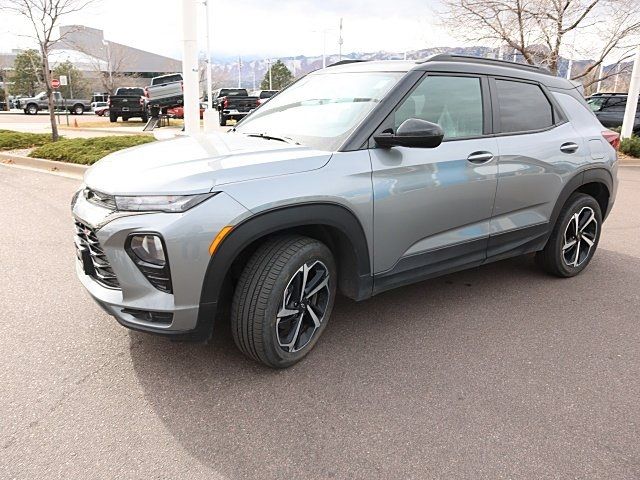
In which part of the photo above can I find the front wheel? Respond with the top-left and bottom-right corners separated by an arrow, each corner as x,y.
231,235 -> 336,368
536,193 -> 602,277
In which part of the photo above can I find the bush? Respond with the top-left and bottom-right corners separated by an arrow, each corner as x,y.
0,129 -> 52,150
620,135 -> 640,158
29,135 -> 155,165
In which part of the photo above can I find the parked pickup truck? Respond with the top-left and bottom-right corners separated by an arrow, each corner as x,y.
108,87 -> 148,123
212,88 -> 259,126
144,73 -> 183,113
21,91 -> 90,115
587,93 -> 640,134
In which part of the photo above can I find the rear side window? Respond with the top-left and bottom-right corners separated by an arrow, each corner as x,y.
495,80 -> 553,133
394,75 -> 484,139
603,97 -> 627,111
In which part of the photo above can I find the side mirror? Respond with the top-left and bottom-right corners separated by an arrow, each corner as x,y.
374,118 -> 444,149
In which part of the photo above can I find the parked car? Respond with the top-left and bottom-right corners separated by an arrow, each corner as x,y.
167,103 -> 206,119
586,93 -> 640,133
144,73 -> 183,112
108,87 -> 147,123
91,101 -> 109,116
211,88 -> 259,125
251,89 -> 278,104
72,55 -> 618,368
21,91 -> 90,115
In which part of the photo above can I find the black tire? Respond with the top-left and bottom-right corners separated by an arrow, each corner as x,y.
73,104 -> 84,115
26,104 -> 38,115
109,112 -> 117,123
536,193 -> 602,277
141,113 -> 149,123
231,235 -> 337,368
122,116 -> 129,122
219,112 -> 227,126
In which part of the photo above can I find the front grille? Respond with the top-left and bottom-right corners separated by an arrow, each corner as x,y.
74,220 -> 120,289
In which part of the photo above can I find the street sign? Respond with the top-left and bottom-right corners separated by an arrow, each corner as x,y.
59,75 -> 68,86
51,79 -> 60,89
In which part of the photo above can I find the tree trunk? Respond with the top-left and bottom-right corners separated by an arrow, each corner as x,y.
41,50 -> 59,142
1,70 -> 9,111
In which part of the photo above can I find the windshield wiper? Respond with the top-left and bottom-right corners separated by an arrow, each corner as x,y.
244,132 -> 299,145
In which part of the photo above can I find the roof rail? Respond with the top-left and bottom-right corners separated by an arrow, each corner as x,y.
424,54 -> 552,75
327,59 -> 368,68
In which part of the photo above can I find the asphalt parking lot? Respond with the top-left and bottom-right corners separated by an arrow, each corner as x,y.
1,164 -> 639,479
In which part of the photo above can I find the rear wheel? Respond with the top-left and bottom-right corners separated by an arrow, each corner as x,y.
26,104 -> 38,115
231,235 -> 336,368
109,112 -> 117,123
73,104 -> 84,115
219,111 -> 227,126
536,193 -> 602,277
141,113 -> 149,123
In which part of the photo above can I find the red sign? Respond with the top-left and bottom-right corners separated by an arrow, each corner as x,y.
51,79 -> 60,89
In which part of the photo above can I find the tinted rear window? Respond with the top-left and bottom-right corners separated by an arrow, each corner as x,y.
116,88 -> 144,96
260,91 -> 276,98
496,80 -> 554,133
220,89 -> 248,97
152,74 -> 182,85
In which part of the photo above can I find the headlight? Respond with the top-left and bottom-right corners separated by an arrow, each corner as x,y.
115,193 -> 216,213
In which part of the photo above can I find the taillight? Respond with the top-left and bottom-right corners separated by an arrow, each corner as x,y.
143,86 -> 149,98
256,98 -> 261,107
139,97 -> 144,106
602,130 -> 620,150
223,98 -> 229,108
107,96 -> 111,106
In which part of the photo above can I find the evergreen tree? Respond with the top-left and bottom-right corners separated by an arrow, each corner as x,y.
53,60 -> 88,99
10,49 -> 43,96
260,60 -> 293,90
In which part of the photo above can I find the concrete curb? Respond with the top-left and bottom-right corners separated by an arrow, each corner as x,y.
59,127 -> 154,136
0,152 -> 87,179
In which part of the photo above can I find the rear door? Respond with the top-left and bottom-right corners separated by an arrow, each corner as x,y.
488,78 -> 588,259
370,73 -> 499,286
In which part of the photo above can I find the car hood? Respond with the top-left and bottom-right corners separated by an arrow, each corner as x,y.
84,132 -> 332,195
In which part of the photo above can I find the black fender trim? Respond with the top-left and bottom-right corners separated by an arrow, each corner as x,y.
550,167 -> 613,228
195,203 -> 373,338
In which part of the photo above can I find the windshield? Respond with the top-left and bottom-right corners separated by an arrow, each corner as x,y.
234,71 -> 404,151
587,97 -> 607,111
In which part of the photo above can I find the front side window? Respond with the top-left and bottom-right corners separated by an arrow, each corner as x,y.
235,71 -> 404,151
393,75 -> 484,139
496,80 -> 554,133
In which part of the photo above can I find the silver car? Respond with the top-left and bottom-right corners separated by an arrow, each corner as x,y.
72,55 -> 618,368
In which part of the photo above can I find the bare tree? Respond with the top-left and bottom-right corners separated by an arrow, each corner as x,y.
0,0 -> 92,140
73,41 -> 137,94
441,0 -> 640,87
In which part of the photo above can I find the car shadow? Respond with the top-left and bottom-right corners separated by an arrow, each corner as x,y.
129,249 -> 640,479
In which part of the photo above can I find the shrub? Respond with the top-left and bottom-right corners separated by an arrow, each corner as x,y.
620,135 -> 640,158
0,129 -> 52,150
29,135 -> 155,165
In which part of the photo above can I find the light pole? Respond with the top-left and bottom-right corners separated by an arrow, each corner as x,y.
237,56 -> 242,88
102,39 -> 112,92
203,0 -> 216,133
266,58 -> 272,90
338,18 -> 343,61
596,63 -> 604,93
621,44 -> 640,139
181,0 -> 200,135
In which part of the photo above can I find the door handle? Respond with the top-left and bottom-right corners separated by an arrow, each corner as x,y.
467,151 -> 494,164
560,142 -> 579,154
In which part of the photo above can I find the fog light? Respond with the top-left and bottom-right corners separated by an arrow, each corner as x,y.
126,234 -> 172,293
130,234 -> 165,266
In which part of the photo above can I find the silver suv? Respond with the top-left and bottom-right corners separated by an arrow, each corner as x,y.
72,55 -> 618,368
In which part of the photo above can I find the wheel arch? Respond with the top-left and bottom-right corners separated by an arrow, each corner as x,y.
195,203 -> 373,339
550,167 -> 613,228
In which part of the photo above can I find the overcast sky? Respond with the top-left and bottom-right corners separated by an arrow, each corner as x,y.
0,0 -> 466,60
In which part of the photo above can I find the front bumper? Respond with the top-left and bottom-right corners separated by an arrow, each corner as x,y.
72,190 -> 249,336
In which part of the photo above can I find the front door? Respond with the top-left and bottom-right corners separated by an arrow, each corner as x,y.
370,74 -> 498,291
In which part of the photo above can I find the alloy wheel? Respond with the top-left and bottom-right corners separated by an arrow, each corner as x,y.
562,206 -> 598,267
276,260 -> 331,353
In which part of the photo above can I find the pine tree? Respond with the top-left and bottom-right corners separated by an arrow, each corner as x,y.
260,60 -> 293,90
10,49 -> 43,96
